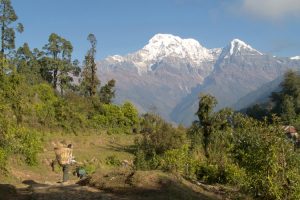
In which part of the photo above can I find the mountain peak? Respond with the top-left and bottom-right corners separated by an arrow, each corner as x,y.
230,38 -> 262,55
147,33 -> 203,51
149,33 -> 181,43
219,38 -> 263,59
137,34 -> 215,66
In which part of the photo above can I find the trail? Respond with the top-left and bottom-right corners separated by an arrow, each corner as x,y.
2,180 -> 115,200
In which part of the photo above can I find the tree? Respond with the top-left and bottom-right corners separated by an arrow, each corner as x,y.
43,33 -> 79,94
15,43 -> 42,84
271,70 -> 300,124
231,115 -> 300,199
245,104 -> 270,121
0,0 -> 23,72
195,93 -> 233,158
58,38 -> 80,96
281,95 -> 297,124
43,33 -> 62,89
81,33 -> 99,97
99,79 -> 115,104
121,101 -> 139,129
196,94 -> 217,158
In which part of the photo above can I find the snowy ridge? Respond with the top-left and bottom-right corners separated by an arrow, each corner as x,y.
105,34 -> 221,74
291,56 -> 300,60
219,39 -> 263,59
230,39 -> 262,56
104,35 -> 265,74
141,34 -> 214,64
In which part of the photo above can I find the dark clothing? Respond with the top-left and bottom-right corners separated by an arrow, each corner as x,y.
62,164 -> 70,182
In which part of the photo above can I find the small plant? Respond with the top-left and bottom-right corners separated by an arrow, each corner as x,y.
105,155 -> 121,167
83,163 -> 97,175
0,148 -> 7,170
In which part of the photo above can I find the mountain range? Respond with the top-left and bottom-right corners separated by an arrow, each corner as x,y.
97,34 -> 300,125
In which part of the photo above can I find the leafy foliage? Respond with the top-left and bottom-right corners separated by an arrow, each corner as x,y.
195,93 -> 233,158
105,155 -> 121,167
231,115 -> 300,199
81,33 -> 99,97
0,0 -> 23,60
134,113 -> 189,172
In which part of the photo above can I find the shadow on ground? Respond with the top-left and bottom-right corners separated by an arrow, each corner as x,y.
1,172 -> 221,200
0,183 -> 30,200
0,180 -> 106,200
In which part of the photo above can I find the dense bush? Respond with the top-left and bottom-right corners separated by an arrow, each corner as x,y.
0,148 -> 7,171
134,113 -> 191,174
91,102 -> 139,134
0,118 -> 42,166
32,83 -> 58,126
160,145 -> 199,179
231,114 -> 300,199
14,127 -> 42,165
138,113 -> 187,155
196,162 -> 245,185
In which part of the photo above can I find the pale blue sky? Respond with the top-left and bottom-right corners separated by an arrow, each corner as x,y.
13,0 -> 300,61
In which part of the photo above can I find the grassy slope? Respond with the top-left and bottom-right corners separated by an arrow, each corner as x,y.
0,132 -> 233,200
2,132 -> 135,184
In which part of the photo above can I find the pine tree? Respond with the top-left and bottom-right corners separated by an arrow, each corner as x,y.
43,33 -> 79,94
43,33 -> 62,89
0,0 -> 23,72
15,43 -> 42,84
81,33 -> 99,97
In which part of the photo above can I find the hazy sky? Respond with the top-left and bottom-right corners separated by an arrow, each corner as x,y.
13,0 -> 300,61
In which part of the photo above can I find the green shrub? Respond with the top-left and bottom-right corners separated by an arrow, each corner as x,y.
197,164 -> 219,184
121,102 -> 140,131
134,113 -> 188,172
91,102 -> 139,134
14,127 -> 42,165
83,163 -> 96,175
138,113 -> 187,155
134,149 -> 149,170
105,155 -> 121,167
196,162 -> 246,185
161,145 -> 196,176
0,148 -> 7,170
231,115 -> 300,199
32,84 -> 57,126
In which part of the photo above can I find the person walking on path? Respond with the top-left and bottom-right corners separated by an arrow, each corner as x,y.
53,144 -> 74,183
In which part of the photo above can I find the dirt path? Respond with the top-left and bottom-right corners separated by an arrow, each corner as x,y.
1,180 -> 115,200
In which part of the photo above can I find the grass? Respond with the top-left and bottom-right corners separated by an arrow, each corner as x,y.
4,131 -> 136,185
1,131 -> 243,200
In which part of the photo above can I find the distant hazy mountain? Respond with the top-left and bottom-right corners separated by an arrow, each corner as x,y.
97,34 -> 300,125
232,76 -> 283,111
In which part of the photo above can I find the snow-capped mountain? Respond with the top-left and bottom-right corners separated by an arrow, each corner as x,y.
104,34 -> 220,75
98,34 -> 220,120
291,56 -> 300,60
97,34 -> 300,125
219,39 -> 262,60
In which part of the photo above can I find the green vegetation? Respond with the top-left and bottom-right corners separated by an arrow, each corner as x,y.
247,70 -> 300,128
133,87 -> 300,199
0,0 -> 139,172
